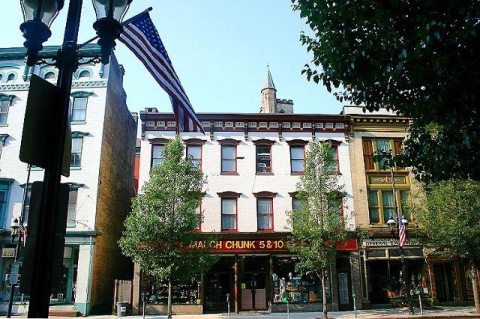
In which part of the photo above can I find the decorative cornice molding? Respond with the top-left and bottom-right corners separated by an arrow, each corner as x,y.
183,138 -> 206,145
148,137 -> 171,145
217,191 -> 241,198
252,138 -> 276,145
253,191 -> 278,198
218,138 -> 241,145
0,80 -> 107,91
286,139 -> 309,146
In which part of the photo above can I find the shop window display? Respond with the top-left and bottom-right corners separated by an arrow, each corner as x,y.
144,276 -> 201,305
272,257 -> 330,304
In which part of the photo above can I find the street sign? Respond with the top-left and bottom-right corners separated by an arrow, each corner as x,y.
19,74 -> 71,177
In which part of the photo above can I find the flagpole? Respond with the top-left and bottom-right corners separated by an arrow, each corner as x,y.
78,7 -> 153,49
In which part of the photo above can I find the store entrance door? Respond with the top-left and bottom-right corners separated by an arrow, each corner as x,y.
204,258 -> 234,313
434,263 -> 454,302
241,256 -> 268,311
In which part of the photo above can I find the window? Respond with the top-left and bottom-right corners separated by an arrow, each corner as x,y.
368,189 -> 411,224
292,197 -> 302,211
6,73 -> 14,83
221,198 -> 237,231
67,190 -> 78,227
290,146 -> 305,173
22,188 -> 31,225
78,70 -> 90,79
363,139 -> 404,171
221,145 -> 236,173
71,137 -> 83,167
257,198 -> 273,231
0,96 -> 12,125
0,182 -> 11,228
195,201 -> 202,230
325,142 -> 340,173
70,97 -> 88,122
256,145 -> 272,173
151,144 -> 165,167
186,145 -> 202,170
44,72 -> 55,81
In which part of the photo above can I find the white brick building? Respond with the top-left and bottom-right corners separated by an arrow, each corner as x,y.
135,70 -> 360,314
0,45 -> 136,315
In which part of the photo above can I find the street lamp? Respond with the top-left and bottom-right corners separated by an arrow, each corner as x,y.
20,0 -> 65,66
18,0 -> 131,317
93,0 -> 133,64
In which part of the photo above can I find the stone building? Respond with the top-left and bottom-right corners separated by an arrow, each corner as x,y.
0,45 -> 136,315
135,69 -> 360,314
345,106 -> 473,308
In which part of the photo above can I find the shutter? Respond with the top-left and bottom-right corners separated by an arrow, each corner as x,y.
362,140 -> 374,170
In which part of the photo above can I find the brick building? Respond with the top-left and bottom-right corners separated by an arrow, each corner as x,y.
135,69 -> 360,314
0,45 -> 136,315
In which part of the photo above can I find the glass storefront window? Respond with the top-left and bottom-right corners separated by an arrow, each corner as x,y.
272,257 -> 330,304
144,276 -> 201,305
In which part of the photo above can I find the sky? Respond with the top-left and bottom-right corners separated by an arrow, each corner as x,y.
0,0 -> 343,115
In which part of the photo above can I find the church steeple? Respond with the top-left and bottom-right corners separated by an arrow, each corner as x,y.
260,65 -> 277,113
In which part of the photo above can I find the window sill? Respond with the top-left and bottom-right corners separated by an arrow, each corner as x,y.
0,124 -> 8,127
70,166 -> 82,170
256,172 -> 274,175
290,172 -> 304,175
257,229 -> 274,233
71,121 -> 86,125
220,172 -> 239,175
221,229 -> 238,233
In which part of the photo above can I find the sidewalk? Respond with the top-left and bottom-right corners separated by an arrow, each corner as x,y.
88,306 -> 480,319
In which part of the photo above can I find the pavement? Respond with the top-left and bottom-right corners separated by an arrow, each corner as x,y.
86,306 -> 480,319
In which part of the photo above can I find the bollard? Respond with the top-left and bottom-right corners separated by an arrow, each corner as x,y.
352,290 -> 357,318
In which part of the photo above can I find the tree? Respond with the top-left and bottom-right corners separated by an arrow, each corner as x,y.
287,141 -> 346,319
292,0 -> 480,183
119,138 -> 216,318
414,179 -> 480,312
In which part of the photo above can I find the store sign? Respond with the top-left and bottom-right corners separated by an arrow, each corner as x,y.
188,239 -> 358,253
189,239 -> 289,253
368,175 -> 407,185
1,248 -> 16,258
362,238 -> 420,248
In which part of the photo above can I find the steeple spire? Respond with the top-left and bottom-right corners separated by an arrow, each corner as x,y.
260,65 -> 277,113
263,64 -> 275,90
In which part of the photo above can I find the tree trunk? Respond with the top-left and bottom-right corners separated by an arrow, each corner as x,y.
322,268 -> 328,319
167,277 -> 173,319
472,262 -> 480,313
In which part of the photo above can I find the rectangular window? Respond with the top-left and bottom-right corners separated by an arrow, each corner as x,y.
368,191 -> 380,224
221,198 -> 237,231
368,189 -> 411,224
0,100 -> 9,125
221,145 -> 236,173
70,137 -> 83,167
362,140 -> 374,170
67,190 -> 78,227
292,197 -> 302,211
326,145 -> 339,173
257,198 -> 273,230
187,145 -> 202,170
375,139 -> 391,169
70,97 -> 88,122
0,183 -> 9,228
195,203 -> 202,230
328,198 -> 342,216
22,189 -> 31,226
256,145 -> 272,173
151,144 -> 165,167
290,146 -> 305,173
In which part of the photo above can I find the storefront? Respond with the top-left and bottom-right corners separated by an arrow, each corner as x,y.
141,234 -> 359,314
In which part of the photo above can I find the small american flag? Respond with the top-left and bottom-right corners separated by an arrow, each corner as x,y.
119,11 -> 204,133
398,217 -> 407,247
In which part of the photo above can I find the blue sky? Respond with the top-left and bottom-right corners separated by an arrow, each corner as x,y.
0,0 -> 343,115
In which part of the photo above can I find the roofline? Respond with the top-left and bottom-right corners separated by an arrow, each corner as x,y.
140,112 -> 348,122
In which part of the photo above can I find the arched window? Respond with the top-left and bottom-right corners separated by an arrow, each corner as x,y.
78,70 -> 90,79
0,74 -> 3,82
44,72 -> 56,80
6,73 -> 15,83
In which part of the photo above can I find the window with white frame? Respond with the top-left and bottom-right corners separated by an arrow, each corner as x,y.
186,144 -> 202,170
67,190 -> 78,227
221,198 -> 237,231
71,137 -> 83,167
290,145 -> 305,173
151,144 -> 165,167
0,95 -> 13,125
257,198 -> 273,231
70,97 -> 88,122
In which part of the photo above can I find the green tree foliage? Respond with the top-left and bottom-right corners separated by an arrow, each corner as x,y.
288,141 -> 346,319
292,0 -> 480,182
414,179 -> 480,312
119,138 -> 216,318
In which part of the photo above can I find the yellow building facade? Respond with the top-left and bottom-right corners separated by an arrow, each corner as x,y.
346,107 -> 474,308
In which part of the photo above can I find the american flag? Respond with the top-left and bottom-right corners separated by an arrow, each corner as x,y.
119,11 -> 204,133
398,216 -> 407,247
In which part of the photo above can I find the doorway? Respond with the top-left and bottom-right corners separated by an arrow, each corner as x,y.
204,258 -> 234,313
241,256 -> 268,311
434,263 -> 454,302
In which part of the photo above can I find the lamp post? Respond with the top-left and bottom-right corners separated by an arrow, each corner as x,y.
19,0 -> 131,317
